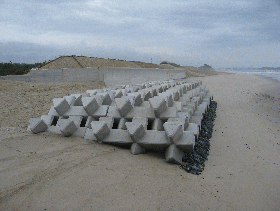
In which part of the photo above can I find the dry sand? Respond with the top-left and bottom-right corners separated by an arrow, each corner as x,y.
39,56 -> 160,70
0,74 -> 279,210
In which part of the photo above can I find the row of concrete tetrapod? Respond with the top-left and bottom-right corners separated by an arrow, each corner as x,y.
28,80 -> 213,164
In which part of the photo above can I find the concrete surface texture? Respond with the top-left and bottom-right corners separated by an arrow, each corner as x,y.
28,80 -> 213,164
0,67 -> 186,86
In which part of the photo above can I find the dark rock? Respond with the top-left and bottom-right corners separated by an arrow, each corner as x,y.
181,101 -> 217,175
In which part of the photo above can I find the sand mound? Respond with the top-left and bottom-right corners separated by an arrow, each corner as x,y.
182,66 -> 218,77
159,64 -> 176,69
40,56 -> 82,69
131,61 -> 161,68
40,56 -> 161,69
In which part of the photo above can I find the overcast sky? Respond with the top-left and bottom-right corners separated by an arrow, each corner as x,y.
1,0 -> 279,68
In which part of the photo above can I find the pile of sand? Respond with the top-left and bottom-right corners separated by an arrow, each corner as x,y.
40,56 -> 162,69
39,56 -> 219,79
182,66 -> 218,77
40,56 -> 82,69
159,64 -> 176,69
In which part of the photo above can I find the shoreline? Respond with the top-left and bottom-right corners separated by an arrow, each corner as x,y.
0,73 -> 279,210
214,69 -> 280,82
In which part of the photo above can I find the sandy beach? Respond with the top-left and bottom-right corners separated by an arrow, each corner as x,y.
0,73 -> 279,210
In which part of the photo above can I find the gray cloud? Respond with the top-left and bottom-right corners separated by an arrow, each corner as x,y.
0,0 -> 279,67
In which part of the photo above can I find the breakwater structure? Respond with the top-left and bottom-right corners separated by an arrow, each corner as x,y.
28,80 -> 213,164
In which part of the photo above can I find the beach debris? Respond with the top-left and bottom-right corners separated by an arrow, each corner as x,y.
28,80 -> 214,164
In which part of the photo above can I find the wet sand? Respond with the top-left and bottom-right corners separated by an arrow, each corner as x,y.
0,74 -> 279,210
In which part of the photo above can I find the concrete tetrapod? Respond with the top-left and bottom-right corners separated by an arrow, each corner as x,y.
28,79 -> 213,165
28,118 -> 48,134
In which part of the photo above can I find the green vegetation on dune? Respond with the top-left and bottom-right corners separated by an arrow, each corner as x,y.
160,61 -> 181,67
0,62 -> 45,76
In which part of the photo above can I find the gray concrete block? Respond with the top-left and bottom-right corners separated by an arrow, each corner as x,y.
85,116 -> 97,128
65,116 -> 83,127
64,96 -> 76,106
193,110 -> 204,118
186,123 -> 199,137
96,93 -> 112,105
158,93 -> 173,107
115,98 -> 133,117
92,105 -> 109,117
139,90 -> 152,101
137,131 -> 170,151
127,93 -> 143,106
186,102 -> 197,113
102,129 -> 133,147
71,94 -> 83,106
117,118 -> 128,130
48,106 -> 59,116
131,143 -> 147,155
189,116 -> 202,129
193,96 -> 202,104
84,128 -> 97,141
132,117 -> 148,130
163,122 -> 183,144
178,96 -> 190,105
118,88 -> 129,96
133,93 -> 143,106
59,119 -> 77,137
125,107 -> 156,119
91,121 -> 110,141
178,111 -> 191,122
72,128 -> 87,137
40,115 -> 54,126
47,125 -> 62,134
53,98 -> 70,115
175,131 -> 195,152
182,106 -> 193,116
29,118 -> 48,134
165,144 -> 184,164
86,90 -> 97,96
125,96 -> 136,106
107,106 -> 122,118
168,117 -> 189,130
92,95 -> 104,105
202,98 -> 210,108
114,90 -> 123,98
137,101 -> 150,107
64,106 -> 88,116
178,87 -> 183,97
159,107 -> 178,119
170,90 -> 180,101
197,103 -> 208,113
148,88 -> 158,97
126,122 -> 146,142
151,118 -> 164,131
149,97 -> 167,117
99,117 -> 114,129
172,101 -> 183,112
28,79 -> 214,165
181,85 -> 187,94
190,99 -> 199,110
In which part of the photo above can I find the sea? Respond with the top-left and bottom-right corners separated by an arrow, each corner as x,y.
216,68 -> 280,82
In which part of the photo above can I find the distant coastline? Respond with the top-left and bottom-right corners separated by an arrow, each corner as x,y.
216,68 -> 280,81
218,67 -> 280,71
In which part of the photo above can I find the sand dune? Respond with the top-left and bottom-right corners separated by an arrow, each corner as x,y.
40,56 -> 160,69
